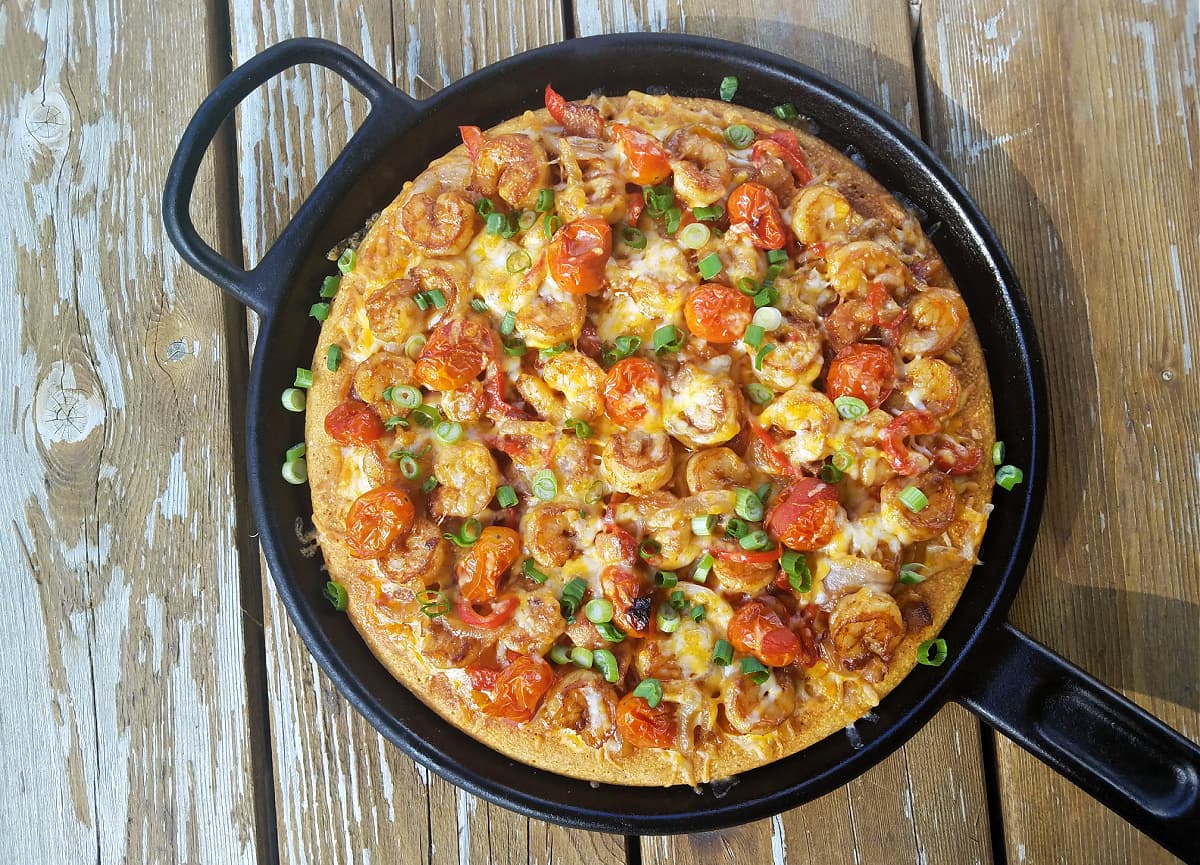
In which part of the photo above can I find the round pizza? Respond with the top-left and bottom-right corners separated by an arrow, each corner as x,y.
295,85 -> 996,786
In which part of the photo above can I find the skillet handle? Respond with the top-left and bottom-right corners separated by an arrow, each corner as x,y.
955,621 -> 1200,861
162,38 -> 413,315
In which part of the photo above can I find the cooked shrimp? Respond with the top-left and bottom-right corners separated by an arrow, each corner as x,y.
380,518 -> 450,587
430,441 -> 501,520
880,471 -> 957,542
829,587 -> 905,668
714,225 -> 766,287
537,669 -> 618,747
557,136 -> 627,224
667,125 -> 732,208
469,132 -> 551,211
826,240 -> 910,301
542,350 -> 606,420
823,299 -> 875,353
721,672 -> 797,735
750,150 -> 795,203
549,434 -> 600,500
400,159 -> 478,257
899,287 -> 968,359
601,430 -> 674,494
757,385 -> 837,463
353,352 -> 415,417
521,503 -> 582,568
663,365 -> 741,449
420,616 -> 484,669
685,447 -> 751,493
753,320 -> 823,391
711,556 -> 777,594
498,588 -> 567,658
365,279 -> 425,343
900,358 -> 960,416
789,185 -> 860,245
440,380 -> 485,423
515,260 -> 586,348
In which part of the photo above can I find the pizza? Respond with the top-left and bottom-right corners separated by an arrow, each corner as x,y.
296,85 -> 996,786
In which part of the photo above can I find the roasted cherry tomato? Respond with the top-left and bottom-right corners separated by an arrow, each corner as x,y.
726,182 -> 787,250
712,546 -> 782,564
456,526 -> 522,604
880,410 -> 939,476
547,219 -> 612,295
930,434 -> 984,476
601,565 -> 652,637
483,654 -> 555,722
728,600 -> 801,667
415,317 -> 494,391
750,130 -> 813,184
611,123 -> 672,185
344,486 -> 415,559
483,370 -> 529,422
466,663 -> 501,691
684,283 -> 754,343
324,398 -> 386,445
767,478 -> 840,551
456,594 -> 519,630
826,343 -> 897,410
544,84 -> 606,138
616,692 -> 676,749
603,357 -> 663,427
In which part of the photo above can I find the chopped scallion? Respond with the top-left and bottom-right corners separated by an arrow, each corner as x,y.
725,517 -> 749,540
739,530 -> 771,551
320,275 -> 341,298
690,515 -> 717,536
736,276 -> 759,296
564,418 -> 591,439
442,518 -> 483,548
751,306 -> 783,331
595,621 -> 625,643
917,638 -> 949,667
502,336 -> 527,357
898,563 -> 927,585
517,210 -> 537,231
654,571 -> 678,588
434,420 -> 464,445
652,324 -> 684,355
693,552 -> 715,582
747,382 -> 774,405
309,302 -> 330,321
549,644 -> 572,665
712,639 -> 733,666
724,124 -> 754,148
404,334 -> 427,359
690,605 -> 707,622
996,465 -> 1023,490
559,577 -> 588,620
323,580 -> 348,611
285,442 -> 307,462
420,475 -> 438,493
282,458 -> 308,485
294,367 -> 314,389
543,213 -> 563,238
337,248 -> 356,274
475,197 -> 495,217
497,485 -> 518,509
621,226 -> 647,249
734,487 -> 764,521
898,485 -> 930,512
663,206 -> 682,235
535,188 -> 555,212
540,341 -> 570,358
281,387 -> 307,412
326,344 -> 342,371
753,343 -> 775,370
570,647 -> 594,669
532,469 -> 558,501
669,589 -> 686,610
521,558 -> 548,584
638,538 -> 662,559
743,324 -> 765,348
781,550 -> 812,593
740,657 -> 770,684
506,249 -> 533,273
470,297 -> 489,313
773,102 -> 798,120
656,605 -> 681,633
766,248 -> 789,264
409,404 -> 442,427
719,75 -> 738,102
678,222 -> 712,249
593,648 -> 620,683
693,204 -> 724,221
834,395 -> 869,420
585,598 -> 615,624
698,252 -> 723,280
633,678 -> 664,707
390,385 -> 422,409
992,441 -> 1005,466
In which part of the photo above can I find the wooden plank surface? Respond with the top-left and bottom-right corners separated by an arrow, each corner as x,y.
919,0 -> 1200,861
0,2 -> 268,863
229,1 -> 623,862
573,2 -> 995,862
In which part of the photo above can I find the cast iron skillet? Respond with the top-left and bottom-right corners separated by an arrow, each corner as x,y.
163,34 -> 1199,859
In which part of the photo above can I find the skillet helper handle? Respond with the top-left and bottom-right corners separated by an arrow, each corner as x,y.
957,621 -> 1200,861
163,38 -> 406,315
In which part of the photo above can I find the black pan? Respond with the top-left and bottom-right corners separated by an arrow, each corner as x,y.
163,35 -> 1199,859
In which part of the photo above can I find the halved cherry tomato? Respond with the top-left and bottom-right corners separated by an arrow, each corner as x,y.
603,357 -> 663,427
601,565 -> 652,637
712,546 -> 783,564
345,486 -> 415,559
930,434 -> 984,476
611,123 -> 672,185
544,84 -> 605,138
880,410 -> 938,476
726,182 -> 788,250
456,594 -> 519,630
547,219 -> 612,295
826,343 -> 896,410
684,283 -> 754,343
456,526 -> 522,604
748,421 -> 799,479
616,692 -> 676,748
767,478 -> 840,551
751,130 -> 813,184
415,317 -> 494,391
728,600 -> 801,667
466,663 -> 501,691
483,654 -> 555,722
324,399 -> 386,445
458,125 -> 484,160
626,190 -> 646,224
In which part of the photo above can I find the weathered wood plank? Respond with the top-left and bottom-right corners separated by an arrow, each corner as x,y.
230,2 -> 622,862
573,3 -> 994,862
0,1 -> 266,863
919,0 -> 1200,861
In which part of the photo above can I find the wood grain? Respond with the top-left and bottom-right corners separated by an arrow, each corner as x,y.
0,1 -> 267,863
919,0 -> 1199,861
573,2 -> 994,861
230,1 -> 621,862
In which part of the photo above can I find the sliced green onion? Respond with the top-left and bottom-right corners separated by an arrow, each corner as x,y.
690,605 -> 707,622
725,517 -> 749,540
752,306 -> 783,331
570,647 -> 594,669
663,206 -> 682,235
500,310 -> 517,336
834,395 -> 869,420
898,563 -> 927,585
633,678 -> 663,708
442,518 -> 483,548
832,450 -> 854,472
781,550 -> 812,593
420,475 -> 438,493
497,485 -> 519,509
560,577 -> 588,620
819,463 -> 845,484
917,638 -> 949,667
734,487 -> 764,521
549,644 -> 572,665
532,469 -> 558,501
621,226 -> 647,249
506,249 -> 533,273
724,124 -> 754,148
605,334 -> 642,365
470,297 -> 489,313
404,334 -> 427,359
309,302 -> 330,321
654,571 -> 678,588
323,580 -> 349,611
639,538 -> 661,559
337,248 -> 356,274
585,598 -> 615,624
766,248 -> 789,264
434,420 -> 464,445
427,289 -> 447,309
564,418 -> 592,439
475,197 -> 495,217
485,211 -> 506,235
395,454 -> 419,480
693,552 -> 715,582
593,648 -> 620,683
285,442 -> 307,462
753,343 -> 775,370
384,415 -> 408,431
747,382 -> 774,405
678,222 -> 711,249
294,367 -> 314,389
518,210 -> 537,231
996,465 -> 1023,490
753,286 -> 779,308
544,213 -> 563,238
327,344 -> 342,371
320,275 -> 341,298
643,184 -> 674,215
743,324 -> 765,348
690,515 -> 717,536
712,639 -> 733,666
535,188 -> 555,212
773,102 -> 798,120
740,656 -> 770,684
719,75 -> 738,102
595,621 -> 625,643
652,324 -> 684,355
898,485 -> 930,512
697,252 -> 723,280
282,457 -> 308,485
540,341 -> 570,358
992,441 -> 1005,466
584,480 -> 605,504
501,213 -> 521,238
417,589 -> 449,619
739,530 -> 772,551
281,387 -> 307,412
409,404 -> 442,427
390,385 -> 422,409
413,292 -> 432,311
669,589 -> 686,610
694,204 -> 724,221
502,336 -> 527,357
736,277 -> 759,296
657,604 -> 681,633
